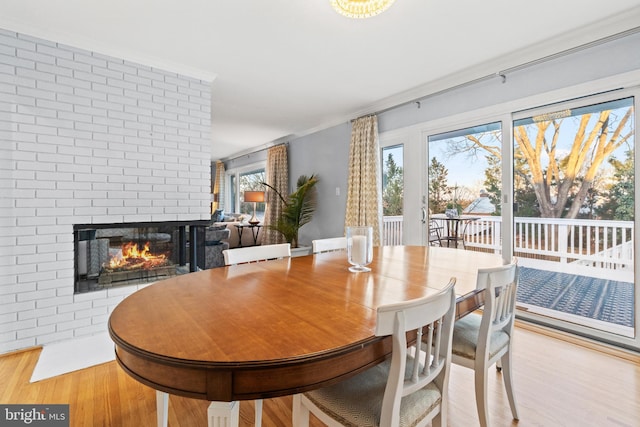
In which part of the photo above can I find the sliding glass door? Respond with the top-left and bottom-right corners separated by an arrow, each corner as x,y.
512,94 -> 636,345
381,79 -> 638,350
419,92 -> 637,348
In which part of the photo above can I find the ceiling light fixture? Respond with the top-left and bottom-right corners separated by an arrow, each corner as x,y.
330,0 -> 396,19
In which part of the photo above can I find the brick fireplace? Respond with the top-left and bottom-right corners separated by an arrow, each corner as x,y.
0,29 -> 213,353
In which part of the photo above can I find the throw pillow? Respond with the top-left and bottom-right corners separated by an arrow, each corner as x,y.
211,209 -> 224,223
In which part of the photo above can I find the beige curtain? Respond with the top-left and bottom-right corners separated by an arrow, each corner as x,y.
212,160 -> 225,212
345,115 -> 383,246
262,145 -> 289,245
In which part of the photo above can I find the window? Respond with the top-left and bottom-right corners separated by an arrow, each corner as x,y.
226,164 -> 266,219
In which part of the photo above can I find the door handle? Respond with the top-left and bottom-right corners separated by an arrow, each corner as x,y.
421,207 -> 426,224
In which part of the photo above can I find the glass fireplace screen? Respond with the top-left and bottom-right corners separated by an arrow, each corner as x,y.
74,221 -> 206,293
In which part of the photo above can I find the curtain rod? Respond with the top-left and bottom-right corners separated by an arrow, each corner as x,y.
351,114 -> 377,123
362,25 -> 640,119
221,141 -> 289,163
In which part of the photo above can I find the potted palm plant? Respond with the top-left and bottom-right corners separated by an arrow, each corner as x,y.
261,174 -> 318,248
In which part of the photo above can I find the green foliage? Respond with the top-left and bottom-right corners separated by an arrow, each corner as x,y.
514,187 -> 540,217
262,175 -> 318,248
382,153 -> 403,216
597,151 -> 635,221
483,155 -> 502,216
428,157 -> 451,213
512,155 -> 541,217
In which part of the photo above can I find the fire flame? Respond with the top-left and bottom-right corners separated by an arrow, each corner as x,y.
108,241 -> 168,271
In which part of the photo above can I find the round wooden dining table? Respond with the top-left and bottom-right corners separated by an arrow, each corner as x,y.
108,245 -> 504,426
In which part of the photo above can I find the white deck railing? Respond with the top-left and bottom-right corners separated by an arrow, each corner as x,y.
382,215 -> 403,245
382,215 -> 635,281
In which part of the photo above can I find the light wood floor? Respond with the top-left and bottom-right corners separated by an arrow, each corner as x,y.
1,322 -> 639,427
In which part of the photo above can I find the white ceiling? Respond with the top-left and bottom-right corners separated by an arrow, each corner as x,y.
1,0 -> 640,160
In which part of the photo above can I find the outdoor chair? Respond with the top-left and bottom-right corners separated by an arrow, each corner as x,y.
451,260 -> 519,427
428,220 -> 443,246
293,278 -> 457,427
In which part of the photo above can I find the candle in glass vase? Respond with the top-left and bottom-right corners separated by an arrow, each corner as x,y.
351,235 -> 367,265
347,226 -> 373,272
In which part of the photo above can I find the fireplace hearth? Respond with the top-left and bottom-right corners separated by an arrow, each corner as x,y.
74,220 -> 209,293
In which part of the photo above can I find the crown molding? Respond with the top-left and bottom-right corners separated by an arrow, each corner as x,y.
0,17 -> 217,82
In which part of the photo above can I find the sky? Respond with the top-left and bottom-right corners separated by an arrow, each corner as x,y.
427,141 -> 490,198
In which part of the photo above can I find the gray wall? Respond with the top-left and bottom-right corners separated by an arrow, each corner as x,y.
231,31 -> 640,247
288,122 -> 351,246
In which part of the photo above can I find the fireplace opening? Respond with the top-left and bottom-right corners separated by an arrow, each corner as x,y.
74,221 -> 208,293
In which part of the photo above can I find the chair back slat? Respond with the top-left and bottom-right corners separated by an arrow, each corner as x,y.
422,325 -> 434,377
412,326 -> 423,382
493,279 -> 517,329
430,320 -> 442,373
477,260 -> 519,342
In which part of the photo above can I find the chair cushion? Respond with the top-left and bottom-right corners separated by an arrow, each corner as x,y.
303,358 -> 441,427
451,313 -> 510,360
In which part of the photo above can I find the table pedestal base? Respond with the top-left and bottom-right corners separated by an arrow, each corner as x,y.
207,401 -> 239,427
156,392 -> 255,427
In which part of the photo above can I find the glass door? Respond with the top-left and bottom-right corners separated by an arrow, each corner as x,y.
512,94 -> 636,346
381,144 -> 404,245
426,122 -> 503,253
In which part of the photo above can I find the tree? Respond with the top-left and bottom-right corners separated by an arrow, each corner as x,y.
240,170 -> 265,191
483,154 -> 502,215
448,183 -> 474,213
514,107 -> 633,218
428,157 -> 451,213
597,150 -> 635,221
447,104 -> 633,219
382,153 -> 403,216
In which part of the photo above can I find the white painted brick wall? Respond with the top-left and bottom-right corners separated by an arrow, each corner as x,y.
0,29 -> 212,354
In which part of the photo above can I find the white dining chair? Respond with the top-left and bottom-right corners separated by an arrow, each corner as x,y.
223,243 -> 291,265
221,242 -> 291,426
311,237 -> 347,253
293,278 -> 457,427
451,260 -> 519,427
